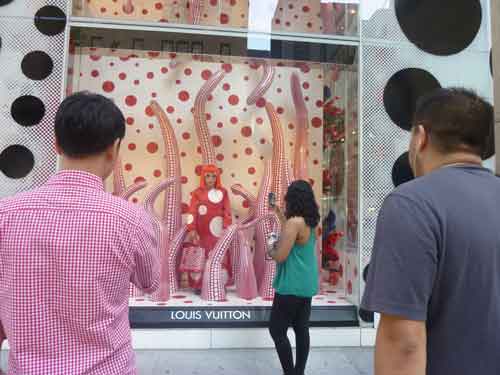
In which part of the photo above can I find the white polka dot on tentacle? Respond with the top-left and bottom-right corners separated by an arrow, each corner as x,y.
186,214 -> 194,224
198,205 -> 208,215
209,216 -> 224,237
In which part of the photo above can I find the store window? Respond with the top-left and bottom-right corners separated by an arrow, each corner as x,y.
68,26 -> 359,327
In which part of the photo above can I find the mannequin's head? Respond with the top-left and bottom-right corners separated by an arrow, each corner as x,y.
200,164 -> 221,190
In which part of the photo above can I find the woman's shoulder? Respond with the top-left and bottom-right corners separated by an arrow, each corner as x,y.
287,216 -> 306,228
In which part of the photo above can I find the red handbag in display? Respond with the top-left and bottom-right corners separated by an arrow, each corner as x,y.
179,244 -> 206,273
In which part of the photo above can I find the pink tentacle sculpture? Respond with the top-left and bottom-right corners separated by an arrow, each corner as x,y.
247,61 -> 276,105
194,70 -> 225,165
291,72 -> 310,180
201,224 -> 239,301
168,225 -> 189,295
143,178 -> 176,301
122,0 -> 134,14
231,183 -> 257,224
320,3 -> 334,34
150,101 -> 183,236
254,160 -> 273,290
202,213 -> 278,301
188,0 -> 203,25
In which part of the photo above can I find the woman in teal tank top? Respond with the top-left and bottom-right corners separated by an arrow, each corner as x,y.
267,180 -> 320,375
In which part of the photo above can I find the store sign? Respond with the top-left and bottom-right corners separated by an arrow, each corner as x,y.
169,309 -> 252,322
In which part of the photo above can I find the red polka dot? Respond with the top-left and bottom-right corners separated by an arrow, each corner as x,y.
201,69 -> 212,80
245,147 -> 253,155
302,82 -> 310,89
147,72 -> 154,79
178,91 -> 190,101
220,13 -> 229,24
195,165 -> 202,176
209,0 -> 217,5
347,281 -> 353,295
176,80 -> 182,85
285,21 -> 291,27
260,138 -> 266,144
307,22 -> 313,28
212,135 -> 222,147
148,124 -> 154,129
275,19 -> 281,24
288,123 -> 295,130
205,113 -> 212,121
232,153 -> 238,159
229,0 -> 236,5
151,92 -> 157,98
216,154 -> 224,161
312,117 -> 323,128
128,143 -> 136,151
256,98 -> 266,108
145,105 -> 154,117
217,122 -> 223,128
124,163 -> 132,171
228,95 -> 239,106
142,9 -> 148,15
132,197 -> 138,203
125,95 -> 137,106
316,100 -> 323,108
302,5 -> 310,12
241,126 -> 252,137
161,67 -> 168,74
102,81 -> 115,93
196,146 -> 202,154
248,167 -> 256,175
134,80 -> 140,86
242,200 -> 250,208
153,169 -> 162,177
300,64 -> 311,73
223,83 -> 231,91
147,142 -> 158,154
256,117 -> 263,125
126,117 -> 134,125
182,203 -> 189,213
180,152 -> 186,157
313,159 -> 319,165
91,70 -> 99,77
222,63 -> 233,73
180,176 -> 188,184
184,68 -> 192,76
277,88 -> 282,93
182,132 -> 191,140
155,2 -> 163,10
167,106 -> 175,113
90,55 -> 102,61
230,116 -> 238,124
277,106 -> 284,114
244,76 -> 249,81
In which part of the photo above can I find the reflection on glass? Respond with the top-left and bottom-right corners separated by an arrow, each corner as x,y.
72,1 -> 359,37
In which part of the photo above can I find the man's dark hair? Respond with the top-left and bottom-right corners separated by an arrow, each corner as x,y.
413,88 -> 494,159
284,180 -> 320,228
55,91 -> 125,157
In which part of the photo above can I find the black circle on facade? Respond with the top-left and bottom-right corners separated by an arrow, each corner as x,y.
392,152 -> 414,187
490,49 -> 493,77
0,0 -> 14,6
35,6 -> 67,36
395,0 -> 482,56
21,51 -> 53,80
0,145 -> 35,179
384,68 -> 441,131
11,95 -> 45,127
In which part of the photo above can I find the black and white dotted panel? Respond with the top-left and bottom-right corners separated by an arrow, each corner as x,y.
359,0 -> 493,288
0,1 -> 68,197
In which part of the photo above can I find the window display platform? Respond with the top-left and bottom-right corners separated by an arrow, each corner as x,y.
130,284 -> 358,328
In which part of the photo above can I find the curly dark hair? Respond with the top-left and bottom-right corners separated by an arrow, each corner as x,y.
284,180 -> 320,228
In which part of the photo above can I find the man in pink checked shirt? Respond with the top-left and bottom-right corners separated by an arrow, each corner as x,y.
0,92 -> 160,375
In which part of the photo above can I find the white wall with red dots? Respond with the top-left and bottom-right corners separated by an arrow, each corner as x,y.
69,48 -> 325,220
74,0 -> 328,35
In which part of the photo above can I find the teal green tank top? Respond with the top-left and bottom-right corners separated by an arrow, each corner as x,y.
273,229 -> 319,298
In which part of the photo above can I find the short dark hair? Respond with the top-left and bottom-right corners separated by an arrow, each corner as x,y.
55,91 -> 125,157
413,88 -> 494,159
284,180 -> 320,228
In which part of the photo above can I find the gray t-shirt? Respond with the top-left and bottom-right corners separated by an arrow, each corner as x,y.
362,165 -> 500,375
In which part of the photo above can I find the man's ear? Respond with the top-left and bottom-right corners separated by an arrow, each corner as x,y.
414,124 -> 429,152
105,139 -> 121,161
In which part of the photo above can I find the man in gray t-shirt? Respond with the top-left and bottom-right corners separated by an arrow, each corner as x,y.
362,88 -> 500,375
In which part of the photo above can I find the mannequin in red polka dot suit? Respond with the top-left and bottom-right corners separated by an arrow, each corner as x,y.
185,164 -> 233,290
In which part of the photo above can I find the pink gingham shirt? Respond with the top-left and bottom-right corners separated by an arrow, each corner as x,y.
0,170 -> 160,375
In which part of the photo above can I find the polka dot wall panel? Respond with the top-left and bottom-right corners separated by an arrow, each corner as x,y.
69,48 -> 324,220
359,0 -> 493,289
0,1 -> 68,197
